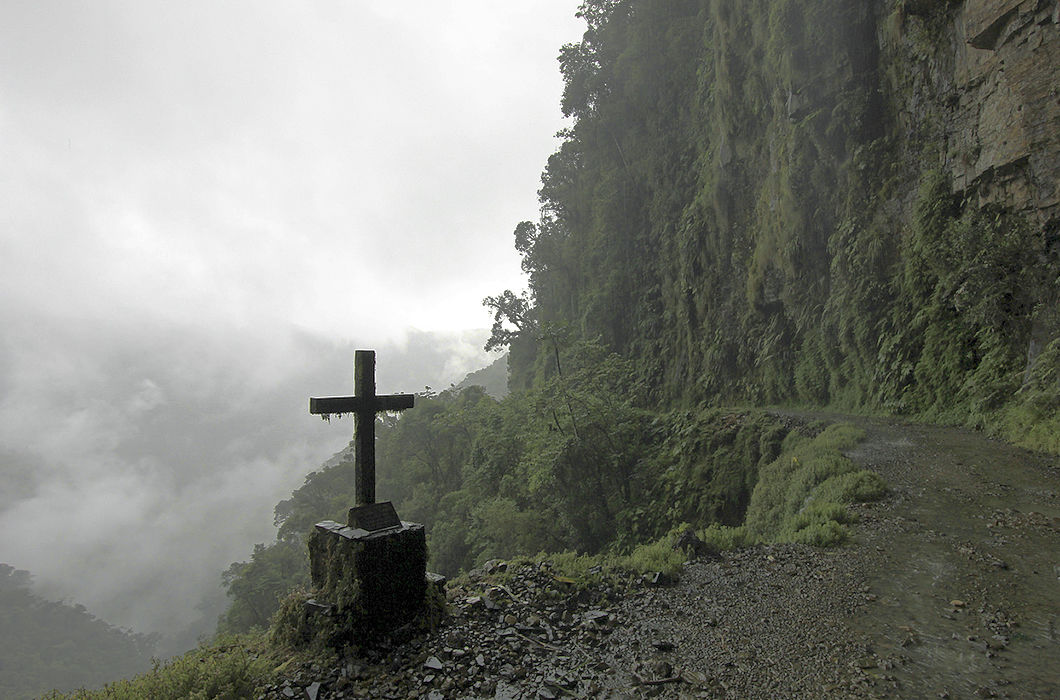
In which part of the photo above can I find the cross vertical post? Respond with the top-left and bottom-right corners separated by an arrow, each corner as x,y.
353,350 -> 376,506
309,350 -> 414,506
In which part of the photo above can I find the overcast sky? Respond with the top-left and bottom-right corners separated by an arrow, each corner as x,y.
1,0 -> 582,338
0,0 -> 584,645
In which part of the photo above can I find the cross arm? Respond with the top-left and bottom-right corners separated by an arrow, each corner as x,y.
309,394 -> 415,415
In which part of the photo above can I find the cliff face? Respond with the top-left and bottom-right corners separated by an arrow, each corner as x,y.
901,0 -> 1060,375
941,0 -> 1059,224
890,0 -> 1060,283
509,0 -> 1058,441
856,0 -> 1059,419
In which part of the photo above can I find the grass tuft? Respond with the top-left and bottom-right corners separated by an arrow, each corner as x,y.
40,634 -> 277,700
743,423 -> 884,545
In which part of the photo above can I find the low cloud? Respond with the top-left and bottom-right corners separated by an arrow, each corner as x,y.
0,0 -> 576,648
0,312 -> 493,640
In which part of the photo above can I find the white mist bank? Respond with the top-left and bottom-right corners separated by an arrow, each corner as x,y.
0,314 -> 495,643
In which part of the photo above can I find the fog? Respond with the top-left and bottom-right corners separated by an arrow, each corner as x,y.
0,312 -> 496,645
0,0 -> 582,650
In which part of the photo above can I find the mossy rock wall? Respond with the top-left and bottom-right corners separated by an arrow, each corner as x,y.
512,0 -> 1059,447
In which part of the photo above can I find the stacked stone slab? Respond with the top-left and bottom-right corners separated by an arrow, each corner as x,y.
308,516 -> 427,641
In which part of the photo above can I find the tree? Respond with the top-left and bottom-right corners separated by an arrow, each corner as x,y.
218,540 -> 308,633
482,290 -> 536,352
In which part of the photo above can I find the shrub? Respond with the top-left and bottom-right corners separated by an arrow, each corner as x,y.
744,422 -> 884,544
615,527 -> 690,576
696,523 -> 752,550
41,635 -> 275,700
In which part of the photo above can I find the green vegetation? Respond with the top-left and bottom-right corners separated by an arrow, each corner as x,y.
742,424 -> 886,545
0,564 -> 155,700
40,634 -> 278,700
671,423 -> 890,550
220,340 -> 803,633
1000,339 -> 1060,454
487,0 -> 1057,451
614,527 -> 697,576
218,540 -> 307,634
458,419 -> 885,592
219,351 -> 887,634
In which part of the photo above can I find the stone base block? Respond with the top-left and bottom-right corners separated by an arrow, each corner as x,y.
308,519 -> 427,638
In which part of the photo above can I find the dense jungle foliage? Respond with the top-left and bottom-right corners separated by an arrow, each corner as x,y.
219,0 -> 1057,635
0,564 -> 155,700
487,0 -> 1058,447
218,340 -> 786,631
219,345 -> 883,634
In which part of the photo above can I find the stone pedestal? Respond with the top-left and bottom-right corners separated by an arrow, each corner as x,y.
308,518 -> 427,639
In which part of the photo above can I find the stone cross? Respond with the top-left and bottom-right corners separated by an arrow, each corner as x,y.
309,350 -> 414,506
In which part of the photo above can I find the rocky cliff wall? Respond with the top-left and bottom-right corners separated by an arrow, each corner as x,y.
919,0 -> 1058,226
884,0 -> 1059,377
512,0 -> 1058,442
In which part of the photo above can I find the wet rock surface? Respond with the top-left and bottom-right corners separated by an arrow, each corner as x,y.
841,417 -> 1060,699
261,417 -> 1060,698
259,545 -> 874,699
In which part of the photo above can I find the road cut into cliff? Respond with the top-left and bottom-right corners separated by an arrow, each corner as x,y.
259,416 -> 1059,699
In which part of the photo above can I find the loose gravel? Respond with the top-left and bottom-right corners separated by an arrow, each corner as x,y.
260,417 -> 1060,699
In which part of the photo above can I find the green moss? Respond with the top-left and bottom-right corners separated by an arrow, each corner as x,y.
294,525 -> 428,648
307,532 -> 363,615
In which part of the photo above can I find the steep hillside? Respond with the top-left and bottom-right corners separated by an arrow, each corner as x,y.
0,565 -> 154,700
453,353 -> 509,399
491,0 -> 1058,449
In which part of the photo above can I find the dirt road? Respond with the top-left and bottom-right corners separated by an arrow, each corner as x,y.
261,416 -> 1060,699
587,416 -> 1060,698
843,417 -> 1060,698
